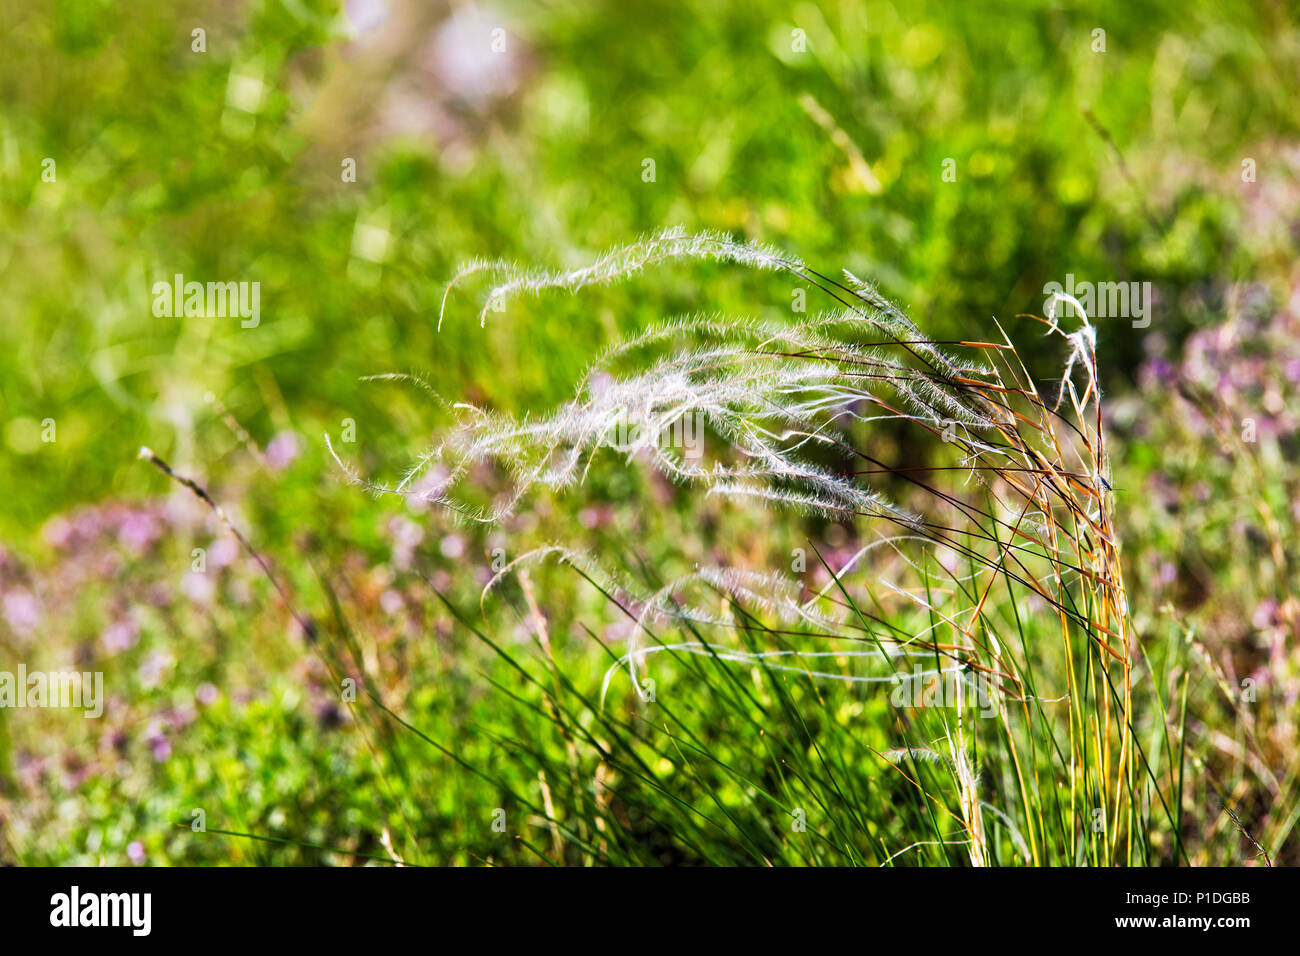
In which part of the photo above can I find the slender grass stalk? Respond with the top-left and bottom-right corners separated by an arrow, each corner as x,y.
325,231 -> 1180,864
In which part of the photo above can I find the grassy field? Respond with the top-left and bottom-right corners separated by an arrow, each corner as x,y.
1,0 -> 1297,866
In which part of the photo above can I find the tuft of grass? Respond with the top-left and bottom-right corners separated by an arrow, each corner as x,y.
321,231 -> 1185,865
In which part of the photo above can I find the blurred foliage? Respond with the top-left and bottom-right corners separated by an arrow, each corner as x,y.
2,0 -> 1297,539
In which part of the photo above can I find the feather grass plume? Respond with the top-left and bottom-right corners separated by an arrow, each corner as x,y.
337,229 -> 1155,865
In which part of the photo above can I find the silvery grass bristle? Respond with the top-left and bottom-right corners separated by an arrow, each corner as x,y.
330,228 -> 1124,656
334,228 -> 1111,572
330,228 -> 1145,864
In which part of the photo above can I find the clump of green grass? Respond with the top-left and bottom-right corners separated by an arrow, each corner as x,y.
318,231 -> 1187,865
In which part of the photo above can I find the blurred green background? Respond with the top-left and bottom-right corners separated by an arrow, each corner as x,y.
3,0 -> 1296,544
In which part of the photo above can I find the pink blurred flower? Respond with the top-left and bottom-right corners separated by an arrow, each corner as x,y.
265,431 -> 300,471
138,652 -> 172,689
387,516 -> 423,570
3,589 -> 40,636
439,533 -> 465,560
118,510 -> 162,554
181,571 -> 216,605
102,616 -> 140,655
380,589 -> 403,614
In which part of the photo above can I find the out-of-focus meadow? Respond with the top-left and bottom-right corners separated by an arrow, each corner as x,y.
1,0 -> 1297,865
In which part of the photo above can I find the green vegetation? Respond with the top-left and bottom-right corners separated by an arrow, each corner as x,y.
1,0 -> 1296,866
